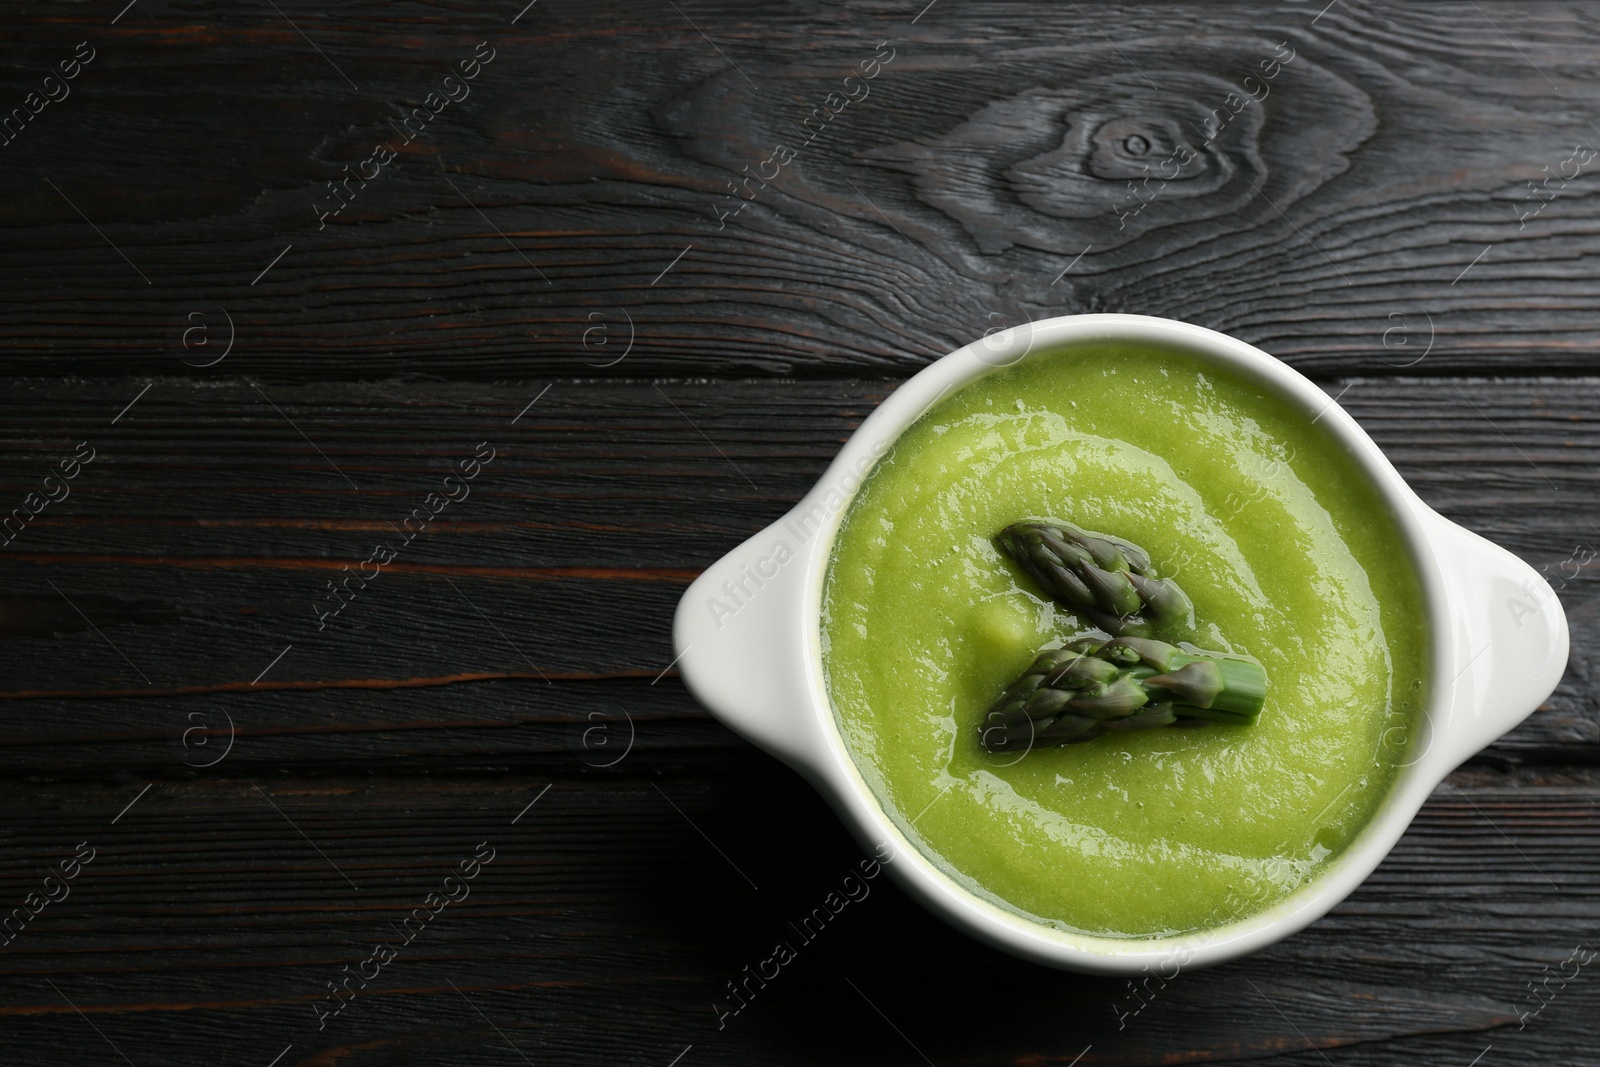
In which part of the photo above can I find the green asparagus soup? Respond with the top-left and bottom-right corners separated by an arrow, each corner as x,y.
821,343 -> 1427,937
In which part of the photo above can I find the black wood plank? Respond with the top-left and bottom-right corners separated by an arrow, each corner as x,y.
2,2 -> 1600,377
0,376 -> 1593,768
0,770 -> 1594,1066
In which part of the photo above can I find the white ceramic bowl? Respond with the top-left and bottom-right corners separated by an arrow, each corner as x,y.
672,314 -> 1569,974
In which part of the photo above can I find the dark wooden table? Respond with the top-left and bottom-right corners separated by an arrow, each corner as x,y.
2,1 -> 1598,1063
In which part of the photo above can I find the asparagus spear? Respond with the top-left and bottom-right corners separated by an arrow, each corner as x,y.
994,520 -> 1192,637
980,636 -> 1266,752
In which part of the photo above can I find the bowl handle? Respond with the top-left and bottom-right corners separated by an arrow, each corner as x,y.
1424,512 -> 1569,772
672,516 -> 823,772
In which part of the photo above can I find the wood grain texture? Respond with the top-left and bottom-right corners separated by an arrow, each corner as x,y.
0,772 -> 1594,1067
0,377 -> 1594,766
3,0 -> 1600,1063
1,1 -> 1600,377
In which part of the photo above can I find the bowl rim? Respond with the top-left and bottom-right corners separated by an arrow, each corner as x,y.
791,313 -> 1459,970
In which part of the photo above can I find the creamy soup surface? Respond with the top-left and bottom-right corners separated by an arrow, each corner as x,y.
821,344 -> 1428,936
